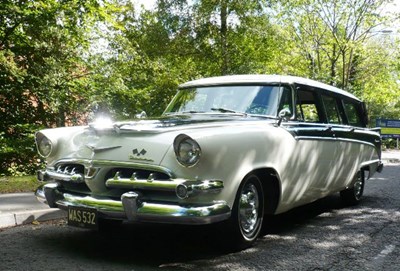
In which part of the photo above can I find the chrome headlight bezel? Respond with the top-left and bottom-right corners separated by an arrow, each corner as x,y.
35,132 -> 55,158
173,134 -> 202,167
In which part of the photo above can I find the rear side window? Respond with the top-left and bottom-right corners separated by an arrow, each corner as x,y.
343,101 -> 362,127
322,95 -> 342,124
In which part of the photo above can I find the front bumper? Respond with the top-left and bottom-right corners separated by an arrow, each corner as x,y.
35,183 -> 231,225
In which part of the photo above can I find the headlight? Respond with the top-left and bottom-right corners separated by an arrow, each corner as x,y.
35,133 -> 54,158
173,134 -> 201,167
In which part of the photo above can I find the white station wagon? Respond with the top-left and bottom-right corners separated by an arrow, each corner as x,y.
35,75 -> 383,248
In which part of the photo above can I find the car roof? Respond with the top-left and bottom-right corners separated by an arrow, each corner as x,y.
179,75 -> 361,101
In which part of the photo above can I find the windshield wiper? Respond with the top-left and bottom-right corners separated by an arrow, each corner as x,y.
211,107 -> 247,116
247,114 -> 277,119
165,111 -> 204,115
181,110 -> 205,114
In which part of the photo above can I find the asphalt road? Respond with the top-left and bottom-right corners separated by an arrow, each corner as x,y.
0,164 -> 399,271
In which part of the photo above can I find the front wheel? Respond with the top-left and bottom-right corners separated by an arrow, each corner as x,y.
340,170 -> 365,205
228,174 -> 264,250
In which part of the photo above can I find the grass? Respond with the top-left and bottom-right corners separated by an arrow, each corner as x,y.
0,175 -> 40,193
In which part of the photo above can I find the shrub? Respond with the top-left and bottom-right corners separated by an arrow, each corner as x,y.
0,124 -> 43,176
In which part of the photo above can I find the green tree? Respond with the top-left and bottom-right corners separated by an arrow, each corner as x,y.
191,0 -> 273,75
274,0 -> 396,85
273,0 -> 400,124
351,35 -> 400,123
91,0 -> 282,118
86,2 -> 181,118
0,0 -> 105,175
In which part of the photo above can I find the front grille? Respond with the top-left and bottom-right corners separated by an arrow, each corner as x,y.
54,163 -> 85,176
104,167 -> 174,199
105,167 -> 170,181
53,163 -> 90,193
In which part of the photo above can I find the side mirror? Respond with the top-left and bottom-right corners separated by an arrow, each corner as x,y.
276,108 -> 292,126
279,108 -> 292,118
135,111 -> 147,119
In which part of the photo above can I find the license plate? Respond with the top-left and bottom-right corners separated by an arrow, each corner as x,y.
67,206 -> 98,229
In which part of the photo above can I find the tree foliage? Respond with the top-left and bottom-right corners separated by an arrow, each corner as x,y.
1,0 -> 399,175
273,0 -> 400,122
0,0 -> 103,175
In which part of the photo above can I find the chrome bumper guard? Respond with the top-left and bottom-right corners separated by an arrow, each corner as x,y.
377,160 -> 384,173
35,183 -> 231,225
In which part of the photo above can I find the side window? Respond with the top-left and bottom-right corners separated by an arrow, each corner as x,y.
278,86 -> 293,116
322,95 -> 342,124
296,89 -> 321,122
343,101 -> 362,127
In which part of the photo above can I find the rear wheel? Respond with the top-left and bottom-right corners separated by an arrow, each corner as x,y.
340,170 -> 365,205
228,174 -> 264,250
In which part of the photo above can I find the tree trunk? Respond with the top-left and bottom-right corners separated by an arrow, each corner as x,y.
57,107 -> 66,127
330,43 -> 337,86
220,0 -> 228,75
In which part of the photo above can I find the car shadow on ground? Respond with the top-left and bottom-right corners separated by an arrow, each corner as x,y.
263,194 -> 348,235
37,195 -> 355,268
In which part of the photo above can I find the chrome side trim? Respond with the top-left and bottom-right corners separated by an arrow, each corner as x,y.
35,183 -> 231,225
294,136 -> 377,149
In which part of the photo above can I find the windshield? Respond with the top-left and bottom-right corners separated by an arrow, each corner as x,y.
164,85 -> 292,117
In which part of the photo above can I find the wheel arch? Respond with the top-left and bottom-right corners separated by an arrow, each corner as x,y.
246,168 -> 281,215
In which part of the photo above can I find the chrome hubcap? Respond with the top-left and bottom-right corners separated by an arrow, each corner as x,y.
239,182 -> 259,235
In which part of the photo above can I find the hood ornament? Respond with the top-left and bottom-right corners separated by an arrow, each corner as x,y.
86,145 -> 121,153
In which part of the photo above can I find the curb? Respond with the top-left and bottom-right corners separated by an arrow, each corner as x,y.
0,209 -> 66,229
382,158 -> 400,164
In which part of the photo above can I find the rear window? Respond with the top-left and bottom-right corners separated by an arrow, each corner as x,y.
343,101 -> 362,127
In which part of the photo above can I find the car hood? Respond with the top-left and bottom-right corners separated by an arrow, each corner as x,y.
39,114 -> 276,166
107,114 -> 275,133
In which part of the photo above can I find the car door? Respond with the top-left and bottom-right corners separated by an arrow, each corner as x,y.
282,85 -> 341,205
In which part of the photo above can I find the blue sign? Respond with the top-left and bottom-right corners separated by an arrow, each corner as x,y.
376,118 -> 400,139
